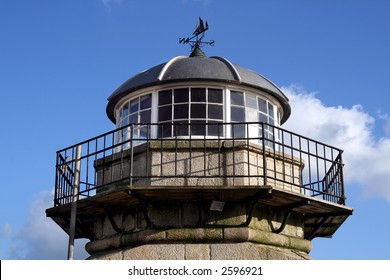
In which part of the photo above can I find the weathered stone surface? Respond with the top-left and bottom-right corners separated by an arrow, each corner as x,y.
89,140 -> 310,260
184,244 -> 211,260
181,202 -> 200,226
93,216 -> 104,239
122,211 -> 136,232
102,214 -> 123,237
121,244 -> 185,260
86,226 -> 311,257
223,227 -> 249,241
87,242 -> 311,260
95,140 -> 304,191
210,243 -> 268,259
165,228 -> 223,242
215,203 -> 247,226
149,202 -> 180,227
85,235 -> 121,254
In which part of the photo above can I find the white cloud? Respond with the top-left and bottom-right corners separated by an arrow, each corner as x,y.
2,222 -> 12,238
282,84 -> 390,202
102,0 -> 122,5
101,0 -> 123,9
181,0 -> 212,6
378,112 -> 390,137
5,191 -> 88,260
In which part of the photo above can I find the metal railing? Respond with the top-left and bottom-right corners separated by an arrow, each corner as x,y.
53,122 -> 345,206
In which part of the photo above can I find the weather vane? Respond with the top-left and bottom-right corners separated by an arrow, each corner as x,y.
179,17 -> 214,51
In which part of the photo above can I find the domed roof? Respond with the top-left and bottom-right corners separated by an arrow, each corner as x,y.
106,54 -> 291,123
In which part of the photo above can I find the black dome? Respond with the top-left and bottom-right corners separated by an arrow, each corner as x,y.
107,55 -> 291,123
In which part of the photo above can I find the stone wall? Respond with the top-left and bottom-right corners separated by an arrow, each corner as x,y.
95,140 -> 303,193
88,240 -> 311,260
89,140 -> 310,260
85,201 -> 311,260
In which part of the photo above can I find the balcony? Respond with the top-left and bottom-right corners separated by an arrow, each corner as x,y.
46,122 -> 352,240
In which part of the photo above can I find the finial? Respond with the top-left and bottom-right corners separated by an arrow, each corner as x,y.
179,17 -> 214,56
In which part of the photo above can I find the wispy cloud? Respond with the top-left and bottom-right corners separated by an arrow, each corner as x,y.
101,0 -> 123,9
4,191 -> 88,260
2,222 -> 12,238
378,111 -> 390,137
283,84 -> 390,202
181,0 -> 212,7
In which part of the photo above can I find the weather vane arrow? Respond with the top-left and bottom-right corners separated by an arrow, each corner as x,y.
179,17 -> 215,50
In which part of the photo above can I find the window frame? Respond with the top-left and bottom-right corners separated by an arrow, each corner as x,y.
114,84 -> 282,145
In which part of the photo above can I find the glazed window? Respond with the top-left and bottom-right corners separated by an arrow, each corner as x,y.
158,87 -> 224,138
230,91 -> 279,142
118,93 -> 152,146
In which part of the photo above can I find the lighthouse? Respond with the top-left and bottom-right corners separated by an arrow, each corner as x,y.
46,20 -> 352,260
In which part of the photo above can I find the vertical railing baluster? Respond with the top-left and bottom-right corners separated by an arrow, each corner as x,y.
246,123 -> 250,184
53,122 -> 347,207
261,122 -> 267,187
129,124 -> 134,187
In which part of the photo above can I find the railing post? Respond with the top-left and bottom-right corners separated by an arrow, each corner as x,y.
261,123 -> 267,186
54,153 -> 60,206
67,144 -> 82,260
338,151 -> 345,205
129,124 -> 134,187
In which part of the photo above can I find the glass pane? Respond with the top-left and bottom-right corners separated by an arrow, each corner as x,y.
191,88 -> 206,102
140,94 -> 152,109
207,121 -> 223,137
132,129 -> 139,141
248,124 -> 259,138
120,117 -> 129,127
121,128 -> 130,149
139,126 -> 149,139
173,121 -> 188,136
246,108 -> 257,122
246,93 -> 257,109
208,104 -> 223,120
122,128 -> 129,141
268,103 -> 274,117
191,120 -> 206,136
158,123 -> 172,138
140,109 -> 151,123
159,90 -> 172,105
191,104 -> 206,118
122,103 -> 129,118
208,88 -> 223,103
129,113 -> 138,124
230,91 -> 244,106
265,130 -> 275,149
174,104 -> 189,119
158,105 -> 172,122
259,113 -> 267,123
174,88 -> 189,103
231,123 -> 245,138
231,107 -> 245,122
258,98 -> 267,113
268,124 -> 275,136
130,98 -> 139,113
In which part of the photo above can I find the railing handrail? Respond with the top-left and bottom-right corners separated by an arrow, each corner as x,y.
56,122 -> 343,155
54,122 -> 346,206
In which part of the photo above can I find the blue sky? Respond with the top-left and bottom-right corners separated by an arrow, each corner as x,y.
1,0 -> 389,260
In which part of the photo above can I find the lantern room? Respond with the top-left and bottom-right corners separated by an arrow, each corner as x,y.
106,51 -> 291,144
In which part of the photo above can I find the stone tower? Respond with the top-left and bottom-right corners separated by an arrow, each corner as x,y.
46,23 -> 352,260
